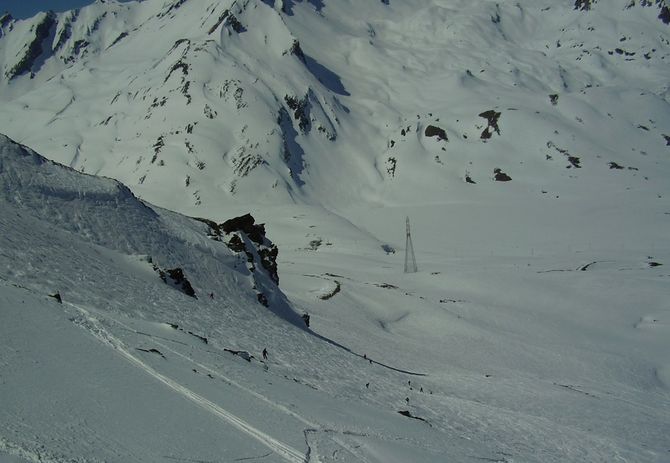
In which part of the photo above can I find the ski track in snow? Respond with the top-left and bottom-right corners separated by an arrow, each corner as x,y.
74,303 -> 389,463
69,303 -> 308,463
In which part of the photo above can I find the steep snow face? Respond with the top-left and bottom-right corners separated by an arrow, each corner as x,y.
0,133 -> 301,326
0,0 -> 668,216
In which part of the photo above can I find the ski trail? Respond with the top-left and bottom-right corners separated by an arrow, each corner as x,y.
69,305 -> 307,463
78,305 -> 380,463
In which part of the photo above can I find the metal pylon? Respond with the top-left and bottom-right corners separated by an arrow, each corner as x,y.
404,216 -> 418,273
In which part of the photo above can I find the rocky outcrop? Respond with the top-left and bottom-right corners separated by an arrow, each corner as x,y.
154,265 -> 197,298
424,125 -> 448,141
198,213 -> 280,288
285,94 -> 311,132
479,110 -> 501,140
493,168 -> 512,182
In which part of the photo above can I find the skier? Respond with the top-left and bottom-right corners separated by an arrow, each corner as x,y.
262,348 -> 268,360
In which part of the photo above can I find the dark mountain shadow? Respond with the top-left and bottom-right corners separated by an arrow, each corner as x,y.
278,108 -> 306,187
304,54 -> 350,96
277,0 -> 325,15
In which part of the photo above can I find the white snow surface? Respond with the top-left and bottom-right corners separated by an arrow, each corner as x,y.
1,0 -> 670,461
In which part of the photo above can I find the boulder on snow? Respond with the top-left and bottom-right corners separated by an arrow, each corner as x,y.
493,168 -> 512,182
424,125 -> 448,141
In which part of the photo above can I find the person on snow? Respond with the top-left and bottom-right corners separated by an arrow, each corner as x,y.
262,348 -> 268,360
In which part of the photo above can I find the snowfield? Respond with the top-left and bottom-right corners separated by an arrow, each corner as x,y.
1,0 -> 670,461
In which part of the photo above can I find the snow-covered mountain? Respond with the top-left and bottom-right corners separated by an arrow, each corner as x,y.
1,0 -> 670,461
0,0 -> 668,215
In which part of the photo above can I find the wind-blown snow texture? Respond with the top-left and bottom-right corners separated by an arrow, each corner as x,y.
1,0 -> 670,462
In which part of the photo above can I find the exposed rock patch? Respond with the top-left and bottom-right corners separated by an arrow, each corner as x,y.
154,265 -> 197,298
479,110 -> 501,140
424,125 -> 448,141
493,168 -> 512,182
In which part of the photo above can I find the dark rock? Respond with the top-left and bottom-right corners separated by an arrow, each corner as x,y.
258,246 -> 279,285
424,125 -> 448,141
386,157 -> 397,177
493,168 -> 512,182
257,292 -> 269,307
220,214 -> 280,285
208,9 -> 230,34
49,291 -> 62,304
187,331 -> 208,344
398,410 -> 430,425
567,156 -> 581,168
289,39 -> 305,61
284,94 -> 311,132
226,234 -> 246,252
478,110 -> 501,140
609,161 -> 624,169
574,0 -> 595,10
161,0 -> 188,16
155,265 -> 197,298
225,13 -> 245,33
549,94 -> 559,105
164,59 -> 189,84
136,348 -> 165,359
302,313 -> 311,327
663,134 -> 670,146
659,6 -> 670,24
221,213 -> 265,243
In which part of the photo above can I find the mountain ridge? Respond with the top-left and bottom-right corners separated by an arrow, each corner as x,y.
0,0 -> 668,218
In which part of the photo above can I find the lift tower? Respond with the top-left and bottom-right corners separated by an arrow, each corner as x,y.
404,217 -> 418,273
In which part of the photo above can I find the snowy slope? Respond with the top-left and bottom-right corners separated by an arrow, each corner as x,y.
1,129 -> 670,461
0,0 -> 668,216
1,0 -> 670,461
